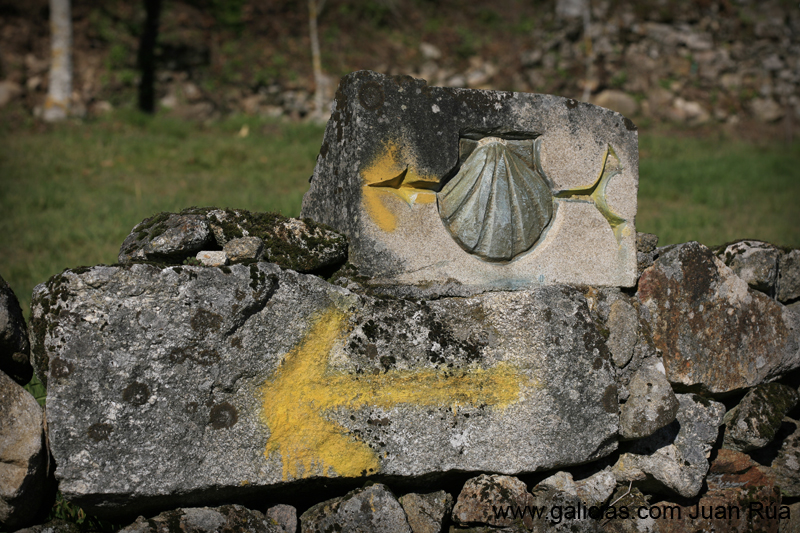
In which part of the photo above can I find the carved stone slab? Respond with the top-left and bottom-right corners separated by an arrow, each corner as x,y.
302,71 -> 639,291
31,263 -> 618,517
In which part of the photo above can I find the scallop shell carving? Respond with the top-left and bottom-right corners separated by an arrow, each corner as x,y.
437,137 -> 553,262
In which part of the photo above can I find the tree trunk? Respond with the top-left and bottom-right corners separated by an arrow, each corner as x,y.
308,0 -> 327,121
43,0 -> 72,121
138,0 -> 162,114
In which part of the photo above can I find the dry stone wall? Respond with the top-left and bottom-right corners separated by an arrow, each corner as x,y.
3,76 -> 800,532
4,219 -> 800,533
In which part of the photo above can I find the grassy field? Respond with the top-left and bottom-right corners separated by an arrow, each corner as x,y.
1,111 -> 799,319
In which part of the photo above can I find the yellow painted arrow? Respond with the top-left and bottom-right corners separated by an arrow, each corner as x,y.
360,139 -> 439,232
260,307 -> 528,481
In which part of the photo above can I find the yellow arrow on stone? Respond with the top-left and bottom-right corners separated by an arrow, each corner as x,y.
260,307 -> 528,481
554,145 -> 628,242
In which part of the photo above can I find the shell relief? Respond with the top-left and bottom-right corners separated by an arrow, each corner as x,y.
437,137 -> 553,262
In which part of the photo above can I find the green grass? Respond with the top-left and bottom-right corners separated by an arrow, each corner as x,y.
0,111 -> 325,318
1,111 -> 799,323
636,134 -> 800,249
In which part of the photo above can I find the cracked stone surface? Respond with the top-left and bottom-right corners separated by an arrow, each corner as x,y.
300,484 -> 410,533
30,264 -> 618,518
722,383 -> 799,452
619,365 -> 679,440
398,491 -> 452,533
714,240 -> 782,295
638,241 -> 800,394
118,504 -> 283,533
613,393 -> 725,498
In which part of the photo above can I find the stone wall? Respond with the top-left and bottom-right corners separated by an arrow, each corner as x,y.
0,0 -> 797,128
2,211 -> 800,532
2,75 -> 800,532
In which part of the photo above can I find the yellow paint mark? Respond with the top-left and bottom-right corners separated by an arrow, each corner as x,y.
555,145 -> 627,242
362,187 -> 398,232
361,140 -> 407,187
261,307 -> 528,481
360,139 -> 441,232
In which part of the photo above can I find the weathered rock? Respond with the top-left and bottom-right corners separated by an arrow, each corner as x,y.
537,469 -> 615,508
118,212 -> 213,263
528,481 -> 603,532
671,97 -> 710,124
607,299 -> 639,368
12,520 -> 80,533
118,504 -> 282,533
600,485 -> 653,533
399,491 -> 453,533
638,242 -> 800,394
636,233 -> 659,254
636,233 -> 659,278
723,383 -> 799,452
536,471 -> 577,497
0,274 -> 32,385
779,502 -> 800,533
651,449 -> 784,533
30,264 -> 618,517
715,240 -> 782,295
196,250 -> 228,267
0,371 -> 51,530
636,252 -> 654,279
593,90 -> 638,118
583,288 -> 660,404
750,97 -> 785,123
778,249 -> 800,303
300,484 -> 411,533
118,208 -> 348,274
619,365 -> 679,440
266,504 -> 297,533
224,236 -> 265,263
302,71 -> 638,291
452,475 -> 535,530
771,420 -> 800,497
613,393 -> 725,498
575,469 -> 616,507
206,209 -> 347,273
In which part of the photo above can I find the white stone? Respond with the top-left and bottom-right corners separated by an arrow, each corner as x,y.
196,251 -> 228,267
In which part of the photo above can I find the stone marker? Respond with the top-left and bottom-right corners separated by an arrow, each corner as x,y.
31,263 -> 618,517
301,70 -> 638,292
